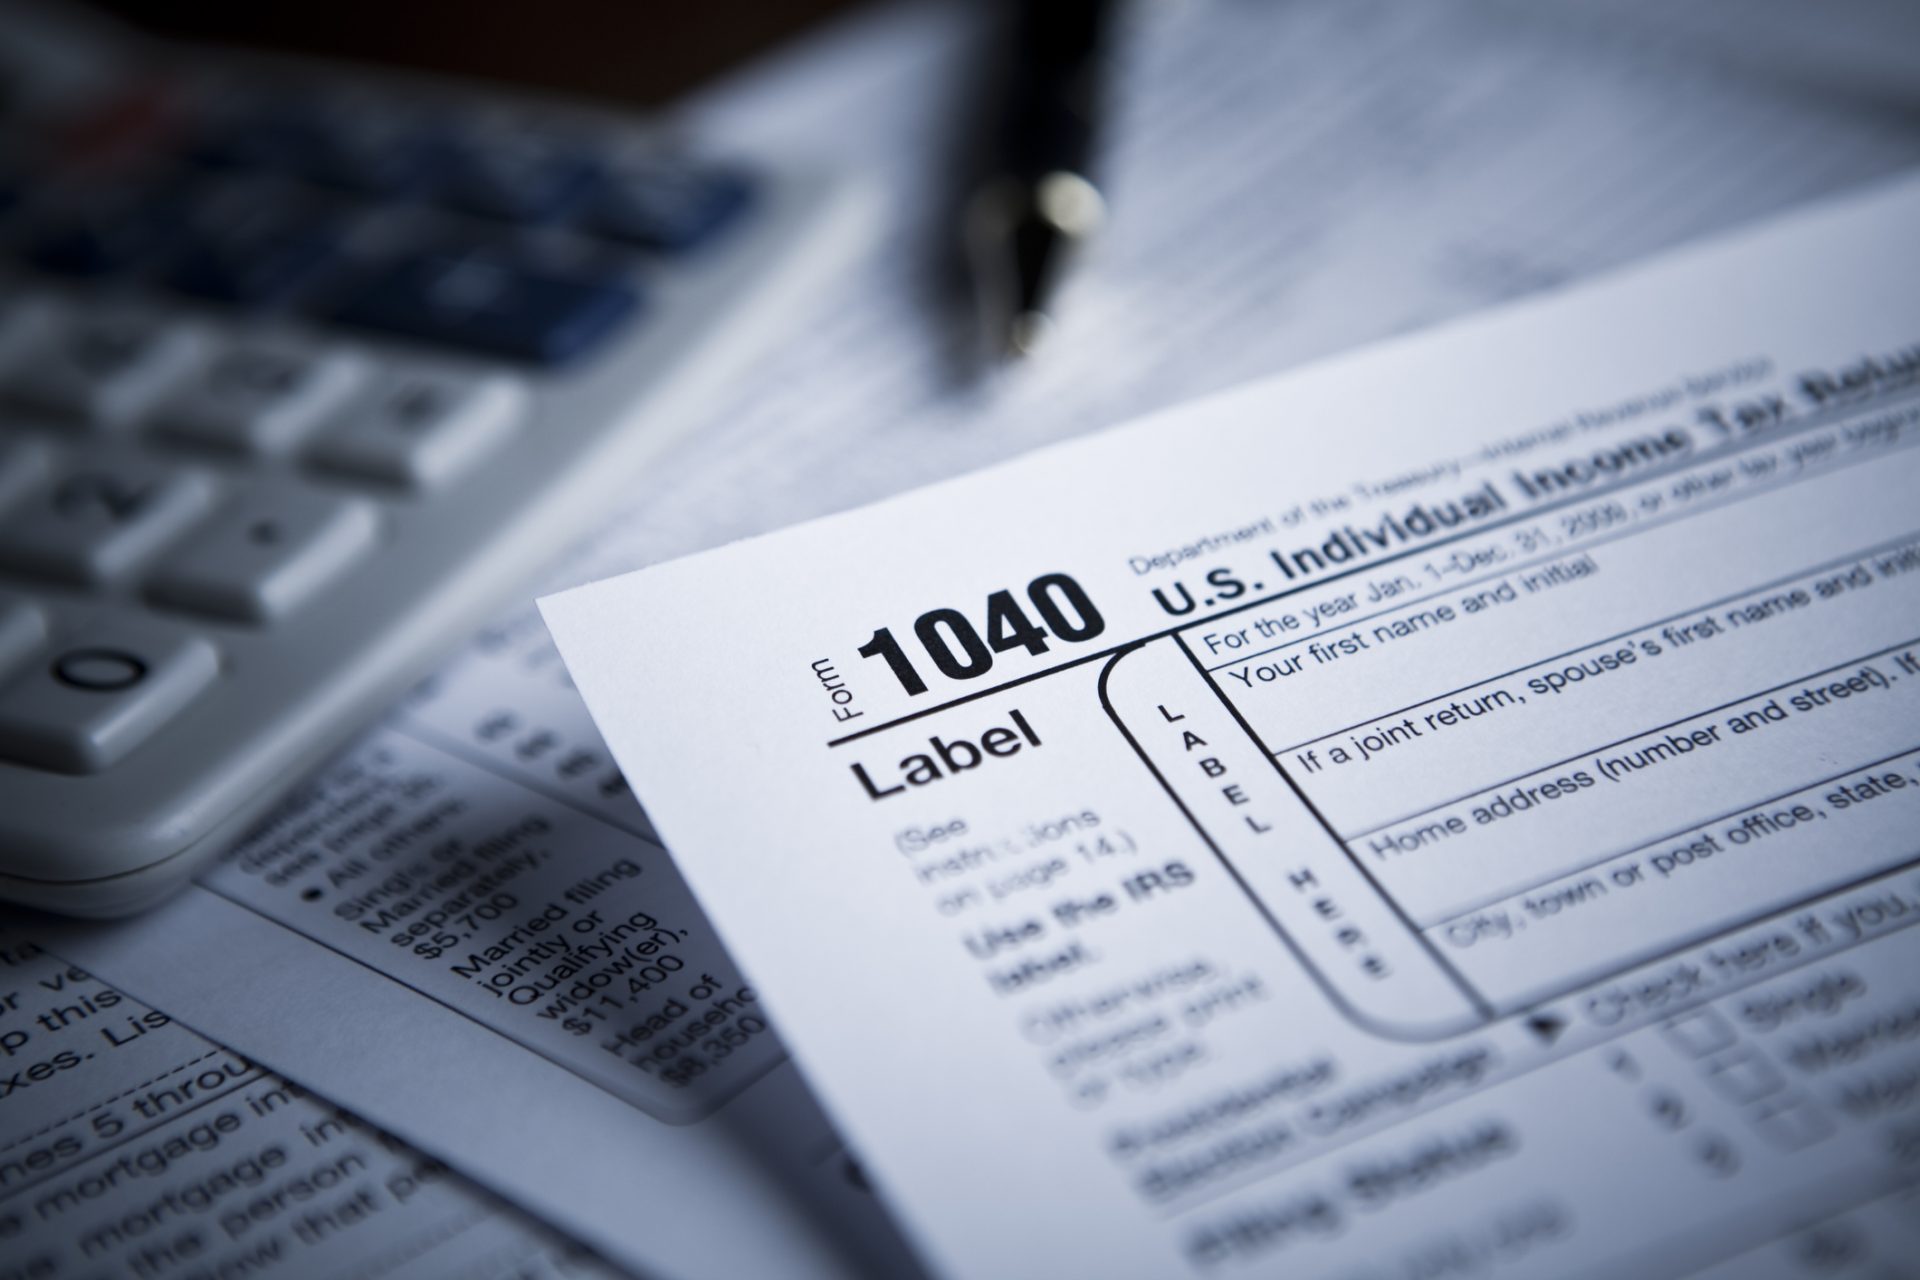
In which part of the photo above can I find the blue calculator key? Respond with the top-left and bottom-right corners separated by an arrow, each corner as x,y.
165,217 -> 341,307
187,103 -> 443,198
588,163 -> 754,253
435,143 -> 600,224
23,189 -> 190,279
299,125 -> 447,199
183,106 -> 315,173
328,251 -> 639,365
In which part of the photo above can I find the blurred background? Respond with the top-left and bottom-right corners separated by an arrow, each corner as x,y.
7,0 -> 1920,567
21,0 -> 1920,570
88,0 -> 870,106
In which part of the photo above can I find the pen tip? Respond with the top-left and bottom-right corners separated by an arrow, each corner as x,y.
1006,310 -> 1054,359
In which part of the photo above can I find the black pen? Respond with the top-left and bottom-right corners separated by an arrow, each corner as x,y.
964,0 -> 1116,360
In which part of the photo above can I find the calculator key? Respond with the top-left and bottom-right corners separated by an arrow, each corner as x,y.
589,162 -> 753,253
189,99 -> 443,197
165,214 -> 343,308
0,618 -> 217,773
0,454 -> 215,585
3,312 -> 206,427
22,183 -> 192,279
328,251 -> 638,365
0,296 -> 53,375
0,594 -> 45,680
155,341 -> 368,453
435,136 -> 600,224
0,438 -> 52,514
150,482 -> 378,621
301,112 -> 449,198
309,369 -> 525,488
182,101 -> 311,172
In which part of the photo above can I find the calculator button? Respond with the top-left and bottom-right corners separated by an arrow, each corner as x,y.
0,619 -> 217,773
0,594 -> 45,679
149,482 -> 379,621
435,137 -> 600,224
3,312 -> 205,427
189,99 -> 443,197
589,163 -> 753,253
155,342 -> 368,454
22,183 -> 192,280
0,300 -> 60,402
309,369 -> 525,488
0,455 -> 216,585
165,214 -> 343,308
183,101 -> 311,172
0,297 -> 53,375
0,438 -> 52,513
328,251 -> 638,365
300,111 -> 448,198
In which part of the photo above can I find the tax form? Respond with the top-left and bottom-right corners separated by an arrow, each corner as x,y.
543,175 -> 1920,1278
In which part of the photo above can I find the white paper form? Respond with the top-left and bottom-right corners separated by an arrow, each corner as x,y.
0,926 -> 620,1279
544,177 -> 1920,1279
41,2 -> 1920,1278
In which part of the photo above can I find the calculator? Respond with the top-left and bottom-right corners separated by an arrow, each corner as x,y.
0,8 -> 863,915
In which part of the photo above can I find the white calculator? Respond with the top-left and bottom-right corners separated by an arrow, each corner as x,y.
0,7 -> 861,915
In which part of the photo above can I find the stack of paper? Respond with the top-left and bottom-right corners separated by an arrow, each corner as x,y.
29,1 -> 1920,1277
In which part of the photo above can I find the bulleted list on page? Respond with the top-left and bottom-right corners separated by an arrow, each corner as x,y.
206,730 -> 778,1123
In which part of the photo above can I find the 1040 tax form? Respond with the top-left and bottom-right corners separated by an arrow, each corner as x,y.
544,175 -> 1920,1279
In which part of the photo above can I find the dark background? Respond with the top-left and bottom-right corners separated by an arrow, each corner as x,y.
88,0 -> 872,107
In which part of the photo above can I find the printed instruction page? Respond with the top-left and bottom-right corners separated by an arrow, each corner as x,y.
37,738 -> 920,1280
543,177 -> 1920,1279
0,926 -> 621,1280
